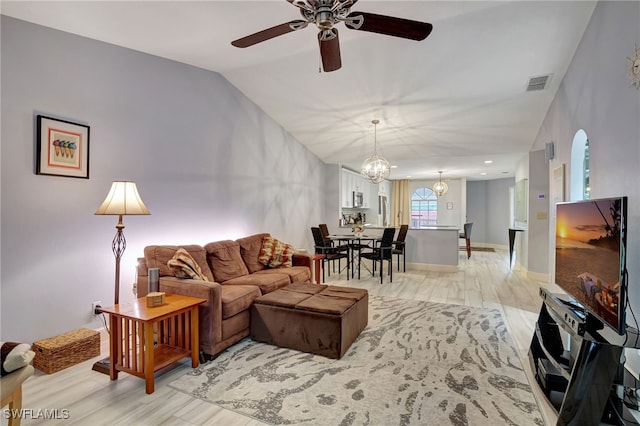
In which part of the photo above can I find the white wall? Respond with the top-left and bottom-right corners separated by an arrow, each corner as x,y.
527,150 -> 550,274
408,178 -> 463,228
1,17 -> 328,343
532,1 -> 640,320
467,177 -> 515,246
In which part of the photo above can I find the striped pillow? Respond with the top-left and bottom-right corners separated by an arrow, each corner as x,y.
167,248 -> 209,281
259,236 -> 294,268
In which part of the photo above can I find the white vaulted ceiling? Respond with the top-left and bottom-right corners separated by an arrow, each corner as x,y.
1,1 -> 597,180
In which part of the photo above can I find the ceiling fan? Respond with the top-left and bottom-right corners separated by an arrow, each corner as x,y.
231,0 -> 433,72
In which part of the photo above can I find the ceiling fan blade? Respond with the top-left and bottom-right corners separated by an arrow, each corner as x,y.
231,20 -> 308,48
318,28 -> 342,72
345,12 -> 433,41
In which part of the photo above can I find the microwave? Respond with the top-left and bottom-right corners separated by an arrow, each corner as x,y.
353,191 -> 364,208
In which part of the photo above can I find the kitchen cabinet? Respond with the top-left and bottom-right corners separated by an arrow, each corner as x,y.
342,168 -> 370,208
341,167 -> 392,210
341,172 -> 352,207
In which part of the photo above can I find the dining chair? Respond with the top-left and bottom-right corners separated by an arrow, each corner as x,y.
392,224 -> 409,272
311,227 -> 349,281
319,223 -> 349,251
319,224 -> 332,244
459,222 -> 473,259
360,227 -> 395,284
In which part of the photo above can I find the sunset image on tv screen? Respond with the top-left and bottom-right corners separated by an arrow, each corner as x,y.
555,198 -> 623,330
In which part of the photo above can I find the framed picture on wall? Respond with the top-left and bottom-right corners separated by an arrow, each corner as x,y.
36,115 -> 90,179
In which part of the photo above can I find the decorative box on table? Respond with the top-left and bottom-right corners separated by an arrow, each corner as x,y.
32,328 -> 100,374
146,291 -> 166,307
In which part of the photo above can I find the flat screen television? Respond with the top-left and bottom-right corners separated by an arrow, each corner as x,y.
555,196 -> 628,335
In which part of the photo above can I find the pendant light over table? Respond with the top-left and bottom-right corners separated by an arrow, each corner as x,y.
433,171 -> 449,196
360,119 -> 391,184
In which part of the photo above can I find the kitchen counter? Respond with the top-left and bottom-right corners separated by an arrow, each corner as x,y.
334,225 -> 460,270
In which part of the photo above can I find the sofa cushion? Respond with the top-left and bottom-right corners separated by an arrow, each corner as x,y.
223,273 -> 290,295
255,266 -> 311,283
220,285 -> 261,320
259,236 -> 294,268
144,245 -> 213,282
167,248 -> 209,281
236,233 -> 270,274
205,240 -> 249,283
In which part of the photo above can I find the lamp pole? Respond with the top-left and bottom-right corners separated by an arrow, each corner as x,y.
112,214 -> 126,305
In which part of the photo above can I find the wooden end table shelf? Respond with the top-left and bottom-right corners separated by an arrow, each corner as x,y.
99,293 -> 205,394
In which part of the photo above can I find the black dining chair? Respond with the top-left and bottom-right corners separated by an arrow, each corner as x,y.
319,223 -> 349,251
392,224 -> 409,272
360,227 -> 395,284
459,222 -> 473,259
319,223 -> 332,244
311,227 -> 349,281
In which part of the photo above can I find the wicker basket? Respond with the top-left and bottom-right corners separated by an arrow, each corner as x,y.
32,328 -> 100,374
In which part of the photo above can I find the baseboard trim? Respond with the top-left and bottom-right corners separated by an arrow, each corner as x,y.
407,263 -> 459,273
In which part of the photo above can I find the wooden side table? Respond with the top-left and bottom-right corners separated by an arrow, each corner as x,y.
99,293 -> 205,394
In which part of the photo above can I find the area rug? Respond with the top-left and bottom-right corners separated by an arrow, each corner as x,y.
169,297 -> 543,426
459,246 -> 496,252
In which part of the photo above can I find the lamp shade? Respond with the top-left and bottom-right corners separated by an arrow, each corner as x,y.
95,181 -> 150,216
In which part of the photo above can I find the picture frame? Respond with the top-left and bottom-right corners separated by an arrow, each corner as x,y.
36,115 -> 90,179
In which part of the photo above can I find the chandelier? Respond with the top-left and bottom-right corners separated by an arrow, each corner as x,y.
433,171 -> 449,196
360,119 -> 391,183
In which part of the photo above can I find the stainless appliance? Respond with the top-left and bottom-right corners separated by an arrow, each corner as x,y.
379,195 -> 388,226
353,191 -> 364,208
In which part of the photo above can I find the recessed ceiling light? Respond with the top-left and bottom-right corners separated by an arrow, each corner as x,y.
406,175 -> 411,178
484,160 -> 493,164
391,165 -> 398,169
480,172 -> 487,176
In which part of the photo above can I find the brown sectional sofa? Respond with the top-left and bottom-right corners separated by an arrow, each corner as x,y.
137,233 -> 312,359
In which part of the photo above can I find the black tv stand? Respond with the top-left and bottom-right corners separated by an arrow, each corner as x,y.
529,288 -> 640,425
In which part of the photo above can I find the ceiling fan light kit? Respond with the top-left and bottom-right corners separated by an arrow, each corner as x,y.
231,0 -> 433,72
361,119 -> 391,184
433,171 -> 449,197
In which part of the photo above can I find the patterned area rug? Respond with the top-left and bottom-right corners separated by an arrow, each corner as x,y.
459,246 -> 496,252
169,297 -> 542,425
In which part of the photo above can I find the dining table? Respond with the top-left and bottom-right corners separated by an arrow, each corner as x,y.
328,234 -> 380,279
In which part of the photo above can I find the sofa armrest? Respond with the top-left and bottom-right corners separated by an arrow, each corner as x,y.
158,276 -> 223,355
293,252 -> 313,270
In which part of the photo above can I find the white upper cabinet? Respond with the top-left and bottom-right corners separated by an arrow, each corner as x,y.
341,167 -> 392,210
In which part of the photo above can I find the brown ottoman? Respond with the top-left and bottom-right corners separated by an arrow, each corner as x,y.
251,282 -> 368,359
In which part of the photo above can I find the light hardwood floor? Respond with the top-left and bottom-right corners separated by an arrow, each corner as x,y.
9,248 -> 559,425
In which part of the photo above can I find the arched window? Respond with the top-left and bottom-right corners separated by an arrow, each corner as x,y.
570,129 -> 590,200
411,188 -> 438,228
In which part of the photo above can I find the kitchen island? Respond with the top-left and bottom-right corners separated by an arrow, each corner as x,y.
336,225 -> 460,270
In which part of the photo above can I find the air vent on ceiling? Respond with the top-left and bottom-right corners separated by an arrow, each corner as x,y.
526,74 -> 551,91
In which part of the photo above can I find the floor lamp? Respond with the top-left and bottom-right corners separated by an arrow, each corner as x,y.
92,181 -> 150,374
